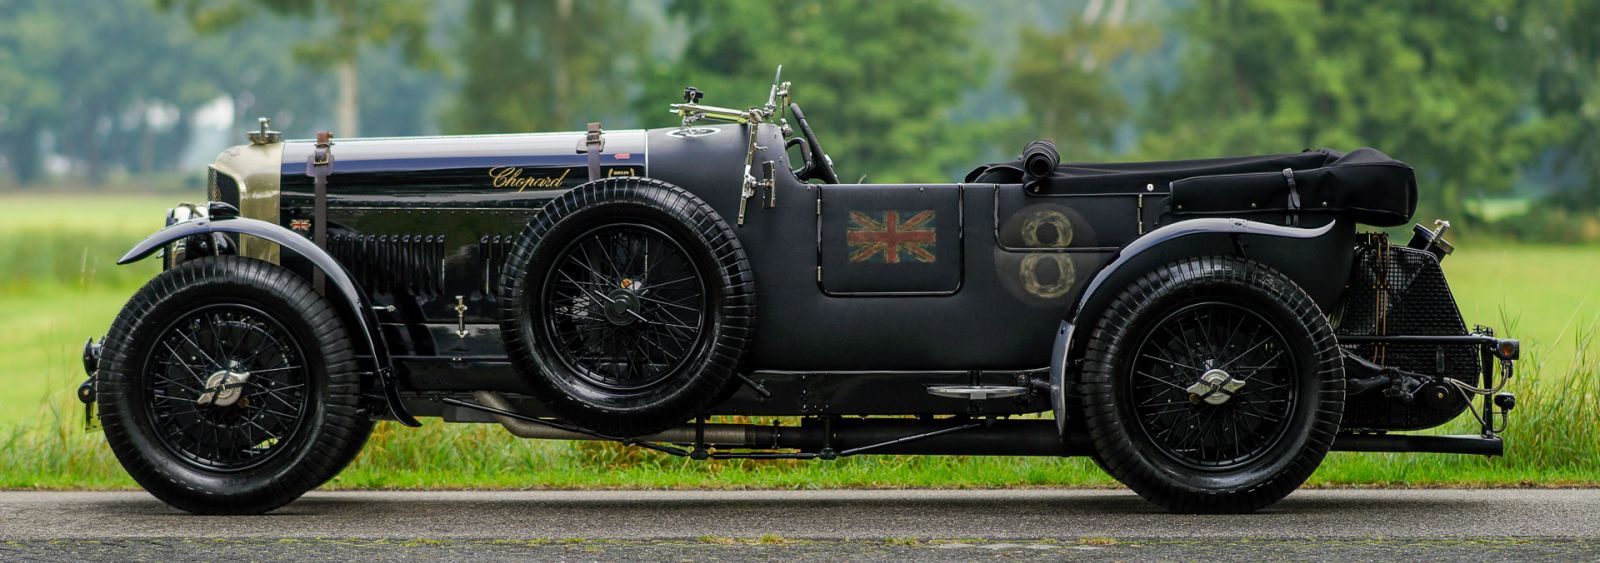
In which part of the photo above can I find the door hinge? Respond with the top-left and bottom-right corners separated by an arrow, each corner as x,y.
816,197 -> 822,215
1137,193 -> 1145,235
816,266 -> 822,282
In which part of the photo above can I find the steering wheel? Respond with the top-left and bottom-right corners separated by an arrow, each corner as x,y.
787,102 -> 840,184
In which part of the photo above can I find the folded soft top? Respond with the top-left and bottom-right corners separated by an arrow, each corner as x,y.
966,147 -> 1418,227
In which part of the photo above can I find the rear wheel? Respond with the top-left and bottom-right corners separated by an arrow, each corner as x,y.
1081,257 -> 1343,513
97,256 -> 371,514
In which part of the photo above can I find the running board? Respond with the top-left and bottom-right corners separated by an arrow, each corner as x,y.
1331,433 -> 1503,456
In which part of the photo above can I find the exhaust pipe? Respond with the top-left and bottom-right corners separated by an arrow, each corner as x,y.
467,392 -> 1086,456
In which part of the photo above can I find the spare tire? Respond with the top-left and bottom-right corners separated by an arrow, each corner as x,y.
498,178 -> 755,436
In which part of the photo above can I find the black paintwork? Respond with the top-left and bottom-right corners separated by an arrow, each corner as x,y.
121,118 -> 1490,431
252,122 -> 1379,419
265,124 -> 1141,380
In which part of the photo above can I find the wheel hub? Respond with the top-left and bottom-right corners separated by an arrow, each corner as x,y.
197,367 -> 251,407
1187,368 -> 1246,405
601,289 -> 641,326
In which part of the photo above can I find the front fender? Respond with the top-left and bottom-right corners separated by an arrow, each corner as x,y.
119,216 -> 421,427
1049,217 -> 1342,433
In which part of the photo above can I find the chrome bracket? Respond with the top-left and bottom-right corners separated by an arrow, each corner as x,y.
454,295 -> 469,338
671,66 -> 792,226
761,161 -> 777,209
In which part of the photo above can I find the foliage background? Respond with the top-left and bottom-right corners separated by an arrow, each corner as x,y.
0,0 -> 1595,488
3,0 -> 1597,229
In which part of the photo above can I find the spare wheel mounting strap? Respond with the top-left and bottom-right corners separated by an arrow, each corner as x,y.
1282,167 -> 1301,226
584,122 -> 604,182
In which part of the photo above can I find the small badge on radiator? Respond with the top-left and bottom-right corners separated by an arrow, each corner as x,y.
290,219 -> 311,232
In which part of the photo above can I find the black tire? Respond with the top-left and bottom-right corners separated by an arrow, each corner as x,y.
1080,256 -> 1343,513
97,256 -> 372,514
499,178 -> 755,436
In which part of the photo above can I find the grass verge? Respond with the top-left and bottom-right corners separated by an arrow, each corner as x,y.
0,194 -> 1595,489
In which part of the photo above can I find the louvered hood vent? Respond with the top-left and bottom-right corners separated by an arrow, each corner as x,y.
326,233 -> 446,298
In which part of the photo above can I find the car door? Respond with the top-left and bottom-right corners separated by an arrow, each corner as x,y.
816,184 -> 964,295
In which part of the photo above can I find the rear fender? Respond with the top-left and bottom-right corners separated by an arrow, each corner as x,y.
1049,217 -> 1351,432
118,216 -> 421,427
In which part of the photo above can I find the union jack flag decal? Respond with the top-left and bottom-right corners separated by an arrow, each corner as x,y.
846,210 -> 937,264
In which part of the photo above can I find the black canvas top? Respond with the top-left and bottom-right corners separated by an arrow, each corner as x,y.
966,146 -> 1417,227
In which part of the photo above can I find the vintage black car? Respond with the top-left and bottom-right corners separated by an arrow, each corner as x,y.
82,70 -> 1518,515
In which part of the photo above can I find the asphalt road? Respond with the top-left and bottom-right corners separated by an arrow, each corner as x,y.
3,489 -> 1598,561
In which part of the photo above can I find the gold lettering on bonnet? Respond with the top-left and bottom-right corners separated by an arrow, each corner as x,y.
488,167 -> 573,192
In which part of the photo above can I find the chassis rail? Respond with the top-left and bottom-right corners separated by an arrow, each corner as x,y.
439,398 -> 1506,459
428,331 -> 1518,461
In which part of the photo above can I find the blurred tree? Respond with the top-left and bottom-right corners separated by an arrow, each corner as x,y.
1007,0 -> 1155,158
1520,1 -> 1600,207
1137,0 -> 1543,216
161,0 -> 437,137
0,0 -> 227,184
638,0 -> 988,183
446,0 -> 647,133
0,0 -> 60,183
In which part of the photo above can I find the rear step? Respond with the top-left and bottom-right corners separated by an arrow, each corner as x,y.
925,385 -> 1029,400
1331,433 -> 1503,456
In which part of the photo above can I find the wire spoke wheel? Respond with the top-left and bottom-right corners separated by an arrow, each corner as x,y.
100,256 -> 371,514
142,303 -> 310,472
539,223 -> 709,392
1126,301 -> 1299,471
500,178 -> 754,436
1082,257 -> 1343,513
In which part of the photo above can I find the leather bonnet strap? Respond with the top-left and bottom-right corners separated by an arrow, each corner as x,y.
584,122 -> 604,182
306,131 -> 334,294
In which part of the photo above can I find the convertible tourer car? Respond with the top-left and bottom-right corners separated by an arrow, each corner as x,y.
81,69 -> 1518,515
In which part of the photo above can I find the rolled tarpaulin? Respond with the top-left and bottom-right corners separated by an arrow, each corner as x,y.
1022,140 -> 1060,181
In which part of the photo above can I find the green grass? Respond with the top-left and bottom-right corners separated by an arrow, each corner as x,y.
1464,197 -> 1533,222
0,193 -> 1596,490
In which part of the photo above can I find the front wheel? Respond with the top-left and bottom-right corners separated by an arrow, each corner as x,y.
97,256 -> 372,514
1080,256 -> 1344,513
